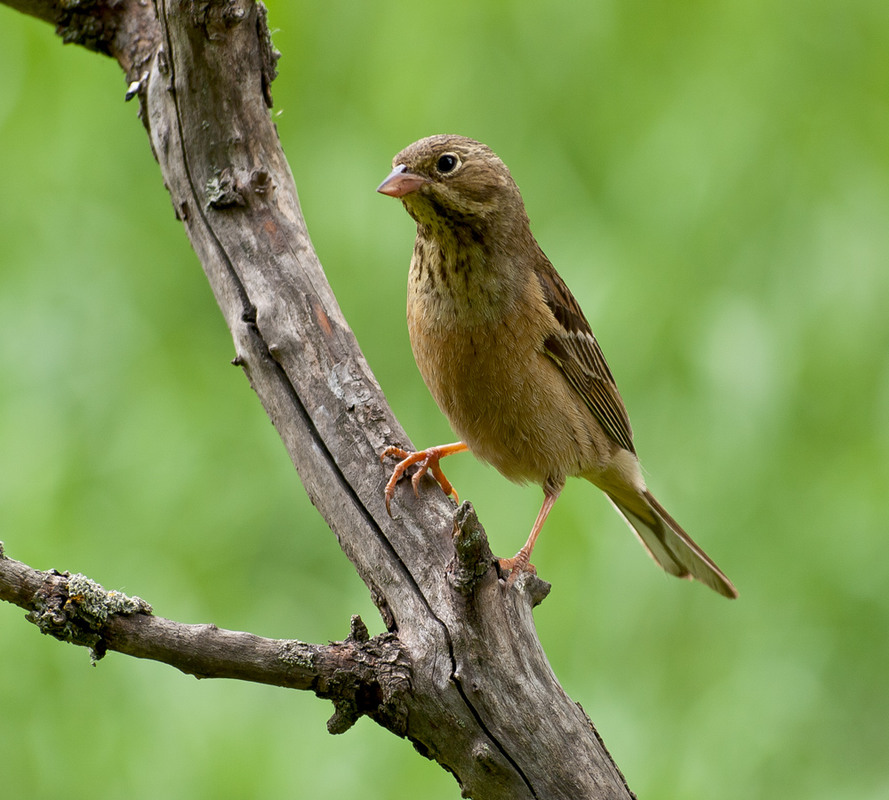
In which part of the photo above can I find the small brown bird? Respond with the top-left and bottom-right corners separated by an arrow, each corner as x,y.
377,134 -> 737,598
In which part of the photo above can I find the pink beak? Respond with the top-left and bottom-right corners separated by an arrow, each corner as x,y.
377,164 -> 428,198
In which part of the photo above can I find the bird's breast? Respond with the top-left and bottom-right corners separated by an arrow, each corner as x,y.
406,250 -> 610,486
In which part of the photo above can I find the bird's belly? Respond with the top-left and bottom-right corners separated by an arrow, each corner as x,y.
409,315 -> 608,487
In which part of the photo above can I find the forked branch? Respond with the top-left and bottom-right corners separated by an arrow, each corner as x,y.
0,1 -> 634,797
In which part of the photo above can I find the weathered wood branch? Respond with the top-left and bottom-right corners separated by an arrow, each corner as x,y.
0,543 -> 409,736
0,1 -> 635,797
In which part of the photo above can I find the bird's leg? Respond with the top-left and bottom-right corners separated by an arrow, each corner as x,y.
381,441 -> 469,514
499,487 -> 561,584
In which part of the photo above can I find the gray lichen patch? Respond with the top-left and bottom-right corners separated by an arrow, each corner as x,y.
65,574 -> 152,623
26,571 -> 152,660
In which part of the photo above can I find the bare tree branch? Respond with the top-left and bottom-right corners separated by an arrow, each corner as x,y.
7,0 -> 157,82
0,1 -> 635,797
0,542 -> 409,735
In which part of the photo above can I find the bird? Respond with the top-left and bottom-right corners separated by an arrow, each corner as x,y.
376,134 -> 737,598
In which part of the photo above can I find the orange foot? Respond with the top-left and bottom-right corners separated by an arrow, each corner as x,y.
497,489 -> 559,585
381,442 -> 468,515
498,549 -> 537,585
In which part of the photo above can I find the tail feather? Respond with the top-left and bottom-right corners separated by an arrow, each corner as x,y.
607,490 -> 738,599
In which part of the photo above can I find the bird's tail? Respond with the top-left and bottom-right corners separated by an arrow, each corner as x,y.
606,489 -> 737,598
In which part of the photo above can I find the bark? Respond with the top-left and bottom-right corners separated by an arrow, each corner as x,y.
0,546 -> 409,734
0,1 -> 635,797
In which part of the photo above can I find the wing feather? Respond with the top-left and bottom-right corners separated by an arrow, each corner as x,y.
535,260 -> 635,454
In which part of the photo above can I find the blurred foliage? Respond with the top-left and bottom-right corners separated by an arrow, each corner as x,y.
2,1 -> 888,798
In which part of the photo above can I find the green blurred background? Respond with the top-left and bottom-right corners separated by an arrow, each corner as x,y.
2,1 -> 888,798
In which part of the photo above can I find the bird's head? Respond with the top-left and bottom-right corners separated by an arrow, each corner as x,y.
377,135 -> 527,235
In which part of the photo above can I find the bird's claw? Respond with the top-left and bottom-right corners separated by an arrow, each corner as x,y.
381,445 -> 459,515
498,549 -> 537,586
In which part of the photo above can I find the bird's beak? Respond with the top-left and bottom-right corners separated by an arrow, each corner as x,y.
377,164 -> 428,198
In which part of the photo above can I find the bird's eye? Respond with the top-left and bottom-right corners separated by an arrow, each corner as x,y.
436,153 -> 460,174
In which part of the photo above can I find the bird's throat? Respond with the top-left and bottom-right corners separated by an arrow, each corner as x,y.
408,227 -> 526,327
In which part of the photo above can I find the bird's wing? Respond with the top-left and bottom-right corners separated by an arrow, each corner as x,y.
535,259 -> 635,454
